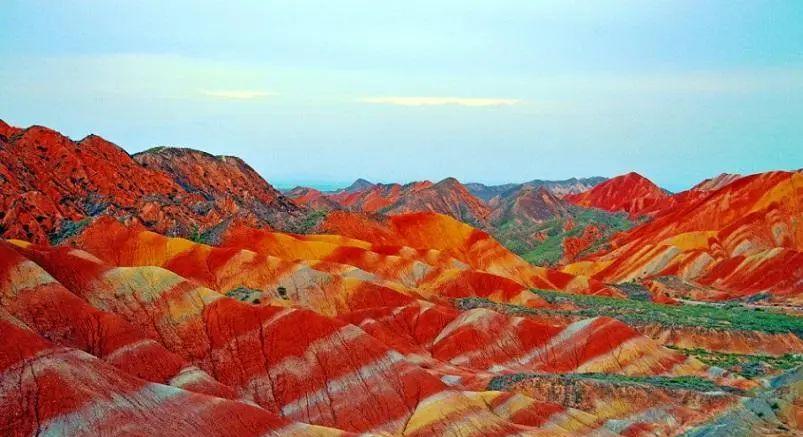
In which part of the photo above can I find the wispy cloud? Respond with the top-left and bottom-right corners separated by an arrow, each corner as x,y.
201,90 -> 276,100
359,96 -> 520,107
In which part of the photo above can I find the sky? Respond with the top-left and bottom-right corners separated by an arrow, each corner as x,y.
1,1 -> 802,192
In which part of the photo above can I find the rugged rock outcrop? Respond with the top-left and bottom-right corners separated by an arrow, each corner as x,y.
134,147 -> 304,227
0,121 -> 304,244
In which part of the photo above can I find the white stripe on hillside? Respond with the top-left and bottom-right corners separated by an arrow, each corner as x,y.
103,338 -> 161,362
488,317 -> 598,372
280,349 -> 407,417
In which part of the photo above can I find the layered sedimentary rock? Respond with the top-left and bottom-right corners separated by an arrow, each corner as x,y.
2,229 -> 762,436
2,119 -> 802,436
314,178 -> 492,228
320,211 -> 619,297
0,307 -> 349,437
564,170 -> 803,304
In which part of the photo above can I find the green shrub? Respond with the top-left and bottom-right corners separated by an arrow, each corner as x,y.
669,347 -> 803,378
488,372 -> 740,394
529,289 -> 803,337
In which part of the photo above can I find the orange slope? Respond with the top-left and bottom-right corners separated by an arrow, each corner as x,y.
322,211 -> 621,297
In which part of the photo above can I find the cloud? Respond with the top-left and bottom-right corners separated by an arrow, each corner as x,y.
201,90 -> 276,100
359,96 -> 520,107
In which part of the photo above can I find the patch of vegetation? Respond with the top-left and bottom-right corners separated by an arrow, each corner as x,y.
292,210 -> 328,234
225,286 -> 264,304
532,289 -> 803,337
520,234 -> 566,265
188,225 -> 213,245
571,207 -> 633,232
488,372 -> 740,394
493,207 -> 632,267
454,290 -> 803,337
49,218 -> 91,245
668,347 -> 803,378
613,281 -> 653,301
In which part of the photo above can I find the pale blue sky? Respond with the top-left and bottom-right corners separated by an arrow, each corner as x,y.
1,1 -> 802,191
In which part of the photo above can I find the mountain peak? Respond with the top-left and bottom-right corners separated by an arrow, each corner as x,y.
434,177 -> 463,188
620,171 -> 653,184
134,146 -> 228,161
564,171 -> 669,217
0,119 -> 21,138
343,178 -> 375,193
691,173 -> 742,192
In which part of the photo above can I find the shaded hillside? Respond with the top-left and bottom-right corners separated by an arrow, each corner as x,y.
487,186 -> 632,265
329,180 -> 433,213
466,176 -> 607,201
489,186 -> 572,226
134,147 -> 304,226
379,177 -> 492,227
284,186 -> 341,210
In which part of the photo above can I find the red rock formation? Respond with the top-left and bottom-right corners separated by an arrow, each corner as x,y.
4,233 -> 756,435
382,177 -> 491,227
0,241 -> 236,399
562,225 -> 602,263
322,211 -> 621,297
565,172 -> 672,218
328,181 -> 433,213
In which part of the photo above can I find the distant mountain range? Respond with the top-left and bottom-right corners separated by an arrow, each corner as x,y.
465,176 -> 608,201
286,174 -> 637,265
